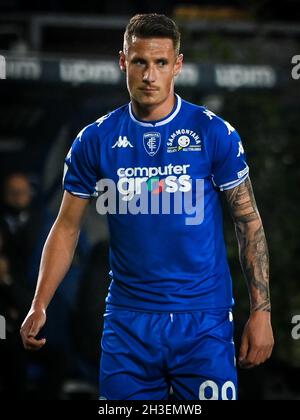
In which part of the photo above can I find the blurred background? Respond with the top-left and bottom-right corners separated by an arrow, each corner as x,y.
0,0 -> 299,400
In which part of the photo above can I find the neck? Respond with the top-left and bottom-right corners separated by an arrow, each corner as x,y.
131,92 -> 176,121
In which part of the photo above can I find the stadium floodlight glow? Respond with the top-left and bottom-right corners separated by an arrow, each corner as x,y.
0,56 -> 6,79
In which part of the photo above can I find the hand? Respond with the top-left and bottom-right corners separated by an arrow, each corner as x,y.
20,307 -> 47,351
239,311 -> 274,368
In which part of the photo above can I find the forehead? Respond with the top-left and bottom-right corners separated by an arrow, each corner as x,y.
126,36 -> 175,58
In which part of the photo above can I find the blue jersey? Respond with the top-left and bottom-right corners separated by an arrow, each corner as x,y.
63,94 -> 249,312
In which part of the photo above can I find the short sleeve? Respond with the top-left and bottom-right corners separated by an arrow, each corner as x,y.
63,124 -> 100,199
210,117 -> 249,191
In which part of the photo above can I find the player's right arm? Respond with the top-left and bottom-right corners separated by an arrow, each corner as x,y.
20,191 -> 89,350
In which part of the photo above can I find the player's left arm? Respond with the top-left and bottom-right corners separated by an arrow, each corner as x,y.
224,177 -> 274,368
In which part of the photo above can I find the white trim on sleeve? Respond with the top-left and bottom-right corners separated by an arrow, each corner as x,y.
66,191 -> 92,199
219,171 -> 249,191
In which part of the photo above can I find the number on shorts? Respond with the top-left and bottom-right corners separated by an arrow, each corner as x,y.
199,380 -> 236,400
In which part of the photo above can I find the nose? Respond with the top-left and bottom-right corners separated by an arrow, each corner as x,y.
143,65 -> 156,83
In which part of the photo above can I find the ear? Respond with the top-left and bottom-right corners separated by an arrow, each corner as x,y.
119,50 -> 126,73
174,53 -> 183,77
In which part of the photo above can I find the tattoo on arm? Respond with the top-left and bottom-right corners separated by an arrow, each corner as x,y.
224,178 -> 270,312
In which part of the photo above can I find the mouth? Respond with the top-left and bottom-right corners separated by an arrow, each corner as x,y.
139,87 -> 159,92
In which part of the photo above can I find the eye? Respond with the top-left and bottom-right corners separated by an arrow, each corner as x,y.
158,60 -> 167,66
133,59 -> 145,66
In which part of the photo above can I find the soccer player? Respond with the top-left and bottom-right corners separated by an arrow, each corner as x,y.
20,14 -> 274,400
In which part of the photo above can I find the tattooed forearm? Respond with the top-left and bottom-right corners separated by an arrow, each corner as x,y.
224,178 -> 271,312
236,219 -> 270,312
225,177 -> 258,222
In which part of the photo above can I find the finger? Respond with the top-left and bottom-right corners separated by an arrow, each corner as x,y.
239,336 -> 249,363
28,320 -> 41,338
20,319 -> 33,336
256,346 -> 273,364
239,347 -> 259,368
24,337 -> 46,351
242,347 -> 271,368
253,349 -> 265,365
25,343 -> 44,351
20,323 -> 32,345
239,356 -> 255,368
239,361 -> 256,369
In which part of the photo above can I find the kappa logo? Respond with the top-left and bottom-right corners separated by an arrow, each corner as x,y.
167,129 -> 201,153
203,109 -> 235,135
96,113 -> 110,127
237,141 -> 244,157
112,136 -> 134,149
143,132 -> 161,156
224,120 -> 235,135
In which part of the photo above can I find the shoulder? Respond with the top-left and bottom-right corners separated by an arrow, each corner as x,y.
75,104 -> 129,145
181,99 -> 238,138
94,104 -> 128,132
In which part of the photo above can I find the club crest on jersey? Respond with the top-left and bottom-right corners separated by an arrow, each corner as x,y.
143,132 -> 161,156
167,129 -> 201,153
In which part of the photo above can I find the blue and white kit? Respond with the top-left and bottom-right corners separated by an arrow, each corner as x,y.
63,94 -> 249,399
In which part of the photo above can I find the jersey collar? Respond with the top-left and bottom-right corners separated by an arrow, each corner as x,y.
129,94 -> 182,127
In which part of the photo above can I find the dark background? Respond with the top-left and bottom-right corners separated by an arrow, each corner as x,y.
0,0 -> 300,400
